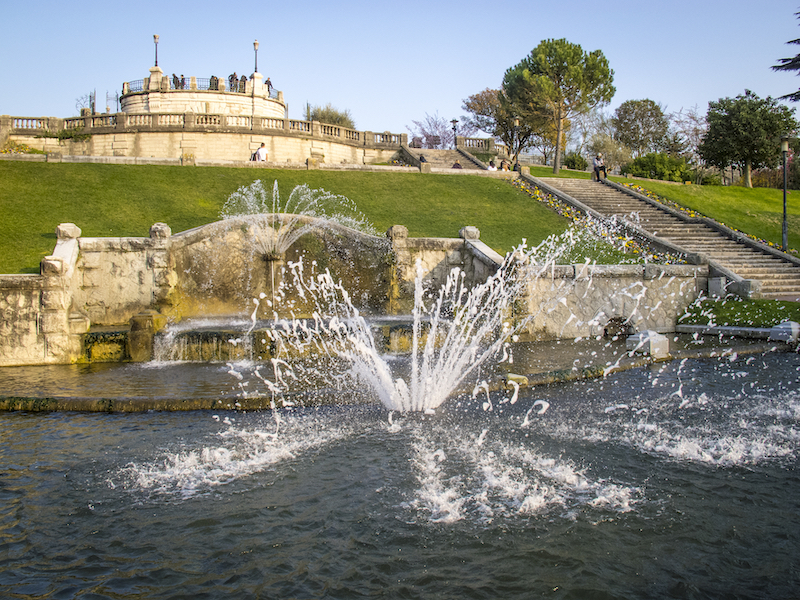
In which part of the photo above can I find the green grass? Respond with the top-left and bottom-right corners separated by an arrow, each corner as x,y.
679,297 -> 800,328
614,179 -> 800,253
0,162 -> 570,273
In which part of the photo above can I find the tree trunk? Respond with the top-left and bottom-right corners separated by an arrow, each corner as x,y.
552,107 -> 564,174
743,158 -> 752,188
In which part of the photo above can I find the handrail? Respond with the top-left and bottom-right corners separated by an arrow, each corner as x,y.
121,76 -> 279,97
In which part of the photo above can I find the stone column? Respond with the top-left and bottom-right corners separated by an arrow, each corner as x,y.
386,225 -> 410,314
250,72 -> 264,97
0,114 -> 11,146
148,66 -> 164,91
39,256 -> 75,363
149,223 -> 174,303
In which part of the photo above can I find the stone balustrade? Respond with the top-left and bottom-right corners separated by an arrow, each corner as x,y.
1,113 -> 408,150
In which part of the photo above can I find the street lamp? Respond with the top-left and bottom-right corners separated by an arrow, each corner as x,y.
153,34 -> 159,67
451,119 -> 458,149
253,39 -> 259,74
782,134 -> 790,251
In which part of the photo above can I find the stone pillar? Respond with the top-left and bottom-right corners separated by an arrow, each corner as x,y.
128,311 -> 167,362
311,120 -> 321,138
459,226 -> 480,240
39,256 -> 73,362
56,222 -> 82,241
149,223 -> 174,302
190,76 -> 197,91
386,225 -> 409,314
148,66 -> 164,91
0,114 -> 11,147
250,72 -> 264,97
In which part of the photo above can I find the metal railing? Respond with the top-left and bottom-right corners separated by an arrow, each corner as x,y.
122,76 -> 281,97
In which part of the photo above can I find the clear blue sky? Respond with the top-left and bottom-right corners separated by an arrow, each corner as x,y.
1,0 -> 798,135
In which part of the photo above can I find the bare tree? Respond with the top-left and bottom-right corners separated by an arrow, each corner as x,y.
407,112 -> 476,149
669,105 -> 707,166
75,92 -> 95,115
566,107 -> 605,157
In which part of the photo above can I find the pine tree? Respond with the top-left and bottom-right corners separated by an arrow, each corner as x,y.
772,11 -> 800,102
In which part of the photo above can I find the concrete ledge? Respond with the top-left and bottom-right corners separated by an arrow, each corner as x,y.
0,153 -> 47,162
676,324 -> 772,339
465,239 -> 503,268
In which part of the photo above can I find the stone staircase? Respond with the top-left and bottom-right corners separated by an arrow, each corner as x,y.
539,177 -> 800,301
412,148 -> 482,170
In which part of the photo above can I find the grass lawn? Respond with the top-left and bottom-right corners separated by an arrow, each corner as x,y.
0,162 -> 571,273
680,297 -> 800,328
613,179 -> 800,253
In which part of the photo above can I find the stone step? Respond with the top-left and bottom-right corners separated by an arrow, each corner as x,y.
539,177 -> 800,298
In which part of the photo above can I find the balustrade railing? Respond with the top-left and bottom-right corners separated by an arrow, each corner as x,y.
226,115 -> 252,128
374,132 -> 402,144
6,112 -> 414,150
462,137 -> 489,150
12,118 -> 48,130
259,118 -> 285,130
125,114 -> 153,127
289,120 -> 311,133
320,124 -> 340,137
196,114 -> 222,126
157,114 -> 185,127
92,115 -> 116,128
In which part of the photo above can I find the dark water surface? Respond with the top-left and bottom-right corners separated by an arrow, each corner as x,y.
1,352 -> 799,599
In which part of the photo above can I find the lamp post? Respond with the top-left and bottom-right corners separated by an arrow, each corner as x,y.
254,39 -> 259,74
153,34 -> 159,67
451,119 -> 458,149
782,135 -> 790,252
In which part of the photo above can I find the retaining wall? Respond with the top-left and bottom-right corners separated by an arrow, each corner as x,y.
0,220 -> 709,366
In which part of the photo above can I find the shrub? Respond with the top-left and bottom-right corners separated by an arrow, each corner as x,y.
621,152 -> 692,182
564,152 -> 588,170
306,104 -> 355,129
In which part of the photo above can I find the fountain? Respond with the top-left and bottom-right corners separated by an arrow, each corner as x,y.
1,183 -> 799,598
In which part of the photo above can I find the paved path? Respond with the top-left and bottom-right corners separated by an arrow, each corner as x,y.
539,177 -> 800,301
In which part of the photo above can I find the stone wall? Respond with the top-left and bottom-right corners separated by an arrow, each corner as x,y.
0,225 -> 90,366
521,263 -> 708,340
0,219 -> 708,366
1,114 -> 407,165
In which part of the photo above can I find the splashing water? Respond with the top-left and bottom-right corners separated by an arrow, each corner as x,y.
231,231 -> 593,413
220,179 -> 378,258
